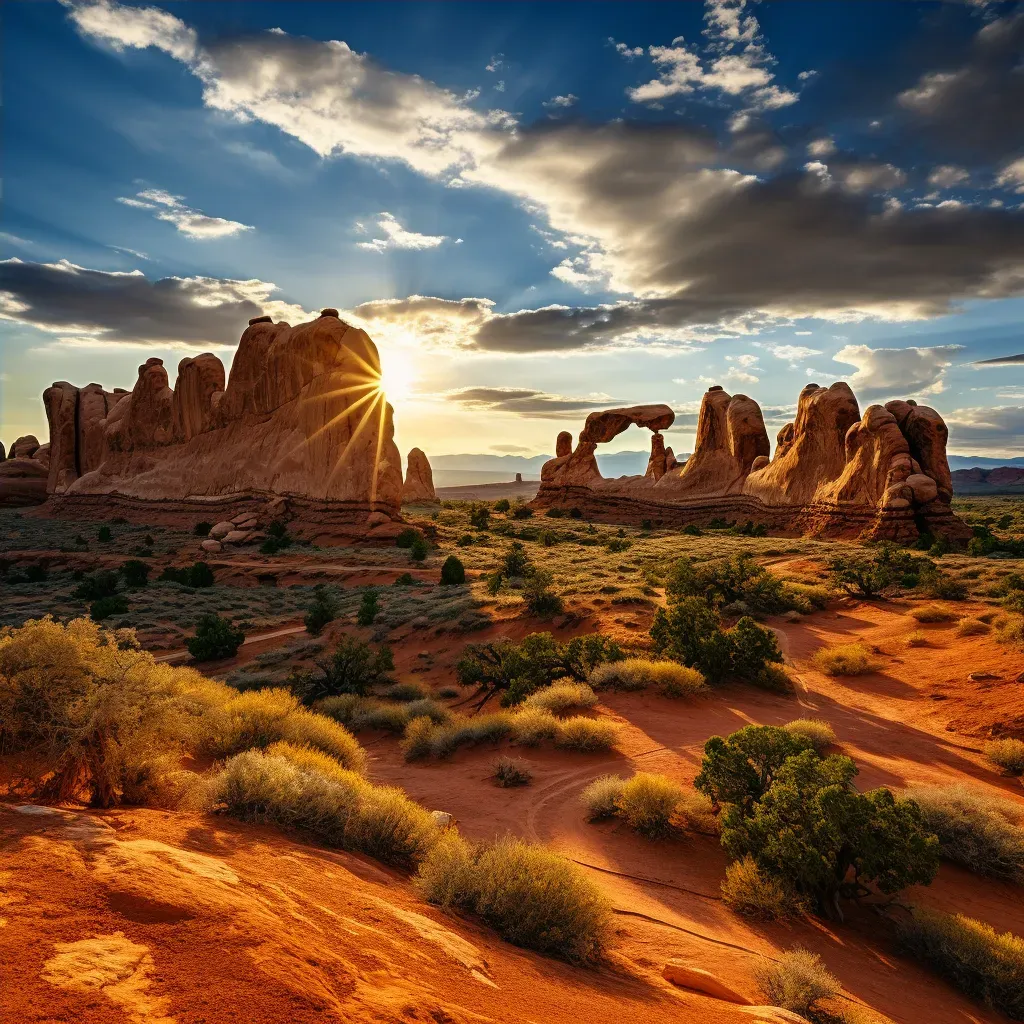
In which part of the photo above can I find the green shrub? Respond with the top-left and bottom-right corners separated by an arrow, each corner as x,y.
826,543 -> 930,598
755,949 -> 841,1017
589,657 -> 706,696
580,775 -> 626,819
925,573 -> 969,601
812,642 -> 881,676
382,681 -> 428,702
395,528 -> 419,548
522,571 -> 563,617
440,555 -> 466,585
393,572 -> 417,587
160,561 -> 215,588
456,534 -> 474,547
907,783 -> 1024,884
409,536 -> 428,561
470,505 -> 490,530
546,507 -> 565,519
493,756 -> 532,787
290,635 -> 394,703
486,540 -> 534,594
415,834 -> 609,962
193,521 -> 212,537
664,553 -> 791,614
986,738 -> 1024,775
512,505 -> 533,520
120,560 -> 150,589
493,499 -> 511,513
74,569 -> 120,601
357,589 -> 379,626
722,856 -> 808,920
898,909 -> 1024,1019
651,597 -> 782,684
456,632 -> 571,705
304,584 -> 340,636
187,613 -> 245,662
207,749 -> 436,868
90,594 -> 129,622
782,718 -> 836,752
522,681 -> 597,714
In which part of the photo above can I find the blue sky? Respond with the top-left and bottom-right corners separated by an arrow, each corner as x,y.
3,0 -> 1024,460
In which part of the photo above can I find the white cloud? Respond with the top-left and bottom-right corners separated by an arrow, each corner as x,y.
833,162 -> 906,193
807,137 -> 836,157
116,188 -> 253,239
832,343 -> 964,399
63,0 -> 197,61
610,38 -> 644,59
928,165 -> 970,188
485,54 -> 503,72
996,157 -> 1024,194
494,80 -> 506,93
765,344 -> 821,362
726,352 -> 759,367
356,212 -> 453,253
543,93 -> 578,109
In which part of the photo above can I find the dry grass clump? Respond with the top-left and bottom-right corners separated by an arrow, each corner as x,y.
996,615 -> 1024,648
986,738 -> 1024,776
782,718 -> 836,753
904,630 -> 929,648
909,604 -> 957,623
415,832 -> 610,963
553,715 -> 619,752
509,706 -> 559,746
317,693 -> 450,733
897,909 -> 1024,1019
579,771 -> 715,837
812,643 -> 882,676
589,657 -> 706,697
721,856 -> 808,920
956,617 -> 992,638
755,948 -> 841,1018
265,740 -> 362,786
401,712 -> 515,760
906,783 -> 1024,884
521,681 -> 598,714
492,756 -> 532,787
206,748 -> 438,867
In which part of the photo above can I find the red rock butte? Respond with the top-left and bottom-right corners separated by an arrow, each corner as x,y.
12,309 -> 406,540
535,383 -> 970,542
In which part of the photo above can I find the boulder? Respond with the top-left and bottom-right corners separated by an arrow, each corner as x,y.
662,961 -> 751,1004
10,434 -> 40,459
233,515 -> 259,530
0,457 -> 48,506
32,443 -> 50,468
402,447 -> 437,502
223,530 -> 253,544
907,472 -> 939,504
366,511 -> 392,527
555,431 -> 573,458
201,539 -> 223,553
210,521 -> 234,540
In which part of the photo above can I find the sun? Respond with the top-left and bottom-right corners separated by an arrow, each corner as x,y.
377,346 -> 416,403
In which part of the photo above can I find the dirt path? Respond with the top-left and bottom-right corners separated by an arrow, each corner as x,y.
153,624 -> 308,664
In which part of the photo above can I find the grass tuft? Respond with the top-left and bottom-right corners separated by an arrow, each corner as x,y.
492,756 -> 532,787
782,718 -> 836,753
812,643 -> 882,676
755,948 -> 841,1018
985,738 -> 1024,776
522,681 -> 598,714
589,657 -> 706,697
721,856 -> 808,920
909,604 -> 957,623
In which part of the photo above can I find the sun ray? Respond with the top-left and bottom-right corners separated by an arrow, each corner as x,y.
370,392 -> 388,506
287,386 -> 381,461
325,390 -> 386,488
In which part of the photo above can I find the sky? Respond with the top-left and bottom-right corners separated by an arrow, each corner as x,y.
3,0 -> 1024,463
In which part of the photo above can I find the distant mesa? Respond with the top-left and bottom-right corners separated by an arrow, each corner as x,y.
2,309 -> 405,539
537,384 -> 969,543
402,447 -> 437,503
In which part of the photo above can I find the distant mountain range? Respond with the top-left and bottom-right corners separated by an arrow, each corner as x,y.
430,451 -> 1024,488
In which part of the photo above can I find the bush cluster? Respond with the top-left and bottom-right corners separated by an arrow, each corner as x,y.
187,613 -> 245,662
304,584 -> 340,636
160,561 -> 215,588
289,635 -> 394,703
485,541 -> 562,617
756,949 -> 841,1018
721,856 -> 808,920
664,553 -> 796,615
588,657 -> 706,697
985,738 -> 1024,776
695,725 -> 939,919
580,772 -> 715,838
812,643 -> 881,676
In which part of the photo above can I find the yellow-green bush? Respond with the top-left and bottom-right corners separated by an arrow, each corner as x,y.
415,833 -> 610,963
616,772 -> 687,837
265,741 -> 362,786
956,617 -> 992,638
553,715 -> 619,752
782,718 -> 836,752
811,643 -> 881,676
898,909 -> 1024,1019
986,738 -> 1024,776
589,657 -> 706,697
522,681 -> 598,714
905,630 -> 929,648
580,774 -> 626,819
755,949 -> 841,1017
721,856 -> 808,920
909,604 -> 957,623
509,706 -> 559,746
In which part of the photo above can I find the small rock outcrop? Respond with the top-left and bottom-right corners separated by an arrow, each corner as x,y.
33,310 -> 403,528
10,435 -> 40,459
536,383 -> 968,542
402,448 -> 437,503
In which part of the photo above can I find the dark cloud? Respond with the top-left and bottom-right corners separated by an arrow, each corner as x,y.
0,258 -> 306,346
948,405 -> 1024,451
975,353 -> 1024,365
897,10 -> 1024,161
445,386 -> 619,418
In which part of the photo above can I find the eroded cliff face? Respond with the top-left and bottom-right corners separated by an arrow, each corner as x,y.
536,383 -> 967,541
39,310 -> 403,518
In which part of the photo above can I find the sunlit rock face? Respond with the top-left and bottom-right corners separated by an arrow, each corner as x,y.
402,447 -> 437,502
39,310 -> 403,517
537,384 -> 968,542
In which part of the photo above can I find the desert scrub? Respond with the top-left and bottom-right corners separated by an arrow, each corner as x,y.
756,949 -> 841,1018
955,617 -> 992,637
906,783 -> 1024,884
909,603 -> 957,623
589,657 -> 706,697
415,833 -> 610,962
986,738 -> 1024,775
722,857 -> 808,920
492,756 -> 532,787
811,643 -> 881,676
552,715 -> 619,752
521,680 -> 598,714
782,718 -> 836,753
200,688 -> 366,772
897,908 -> 1024,1019
265,740 -> 362,786
207,749 -> 439,868
905,630 -> 929,647
580,775 -> 626,819
317,694 -> 450,733
580,772 -> 714,837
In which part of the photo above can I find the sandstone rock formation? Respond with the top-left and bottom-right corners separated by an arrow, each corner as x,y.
0,456 -> 49,506
35,309 -> 404,531
10,435 -> 40,459
536,384 -> 968,542
0,441 -> 5,461
402,447 -> 437,503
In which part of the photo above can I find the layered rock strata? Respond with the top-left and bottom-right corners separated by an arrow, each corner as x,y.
401,447 -> 437,503
29,310 -> 403,530
536,384 -> 969,542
